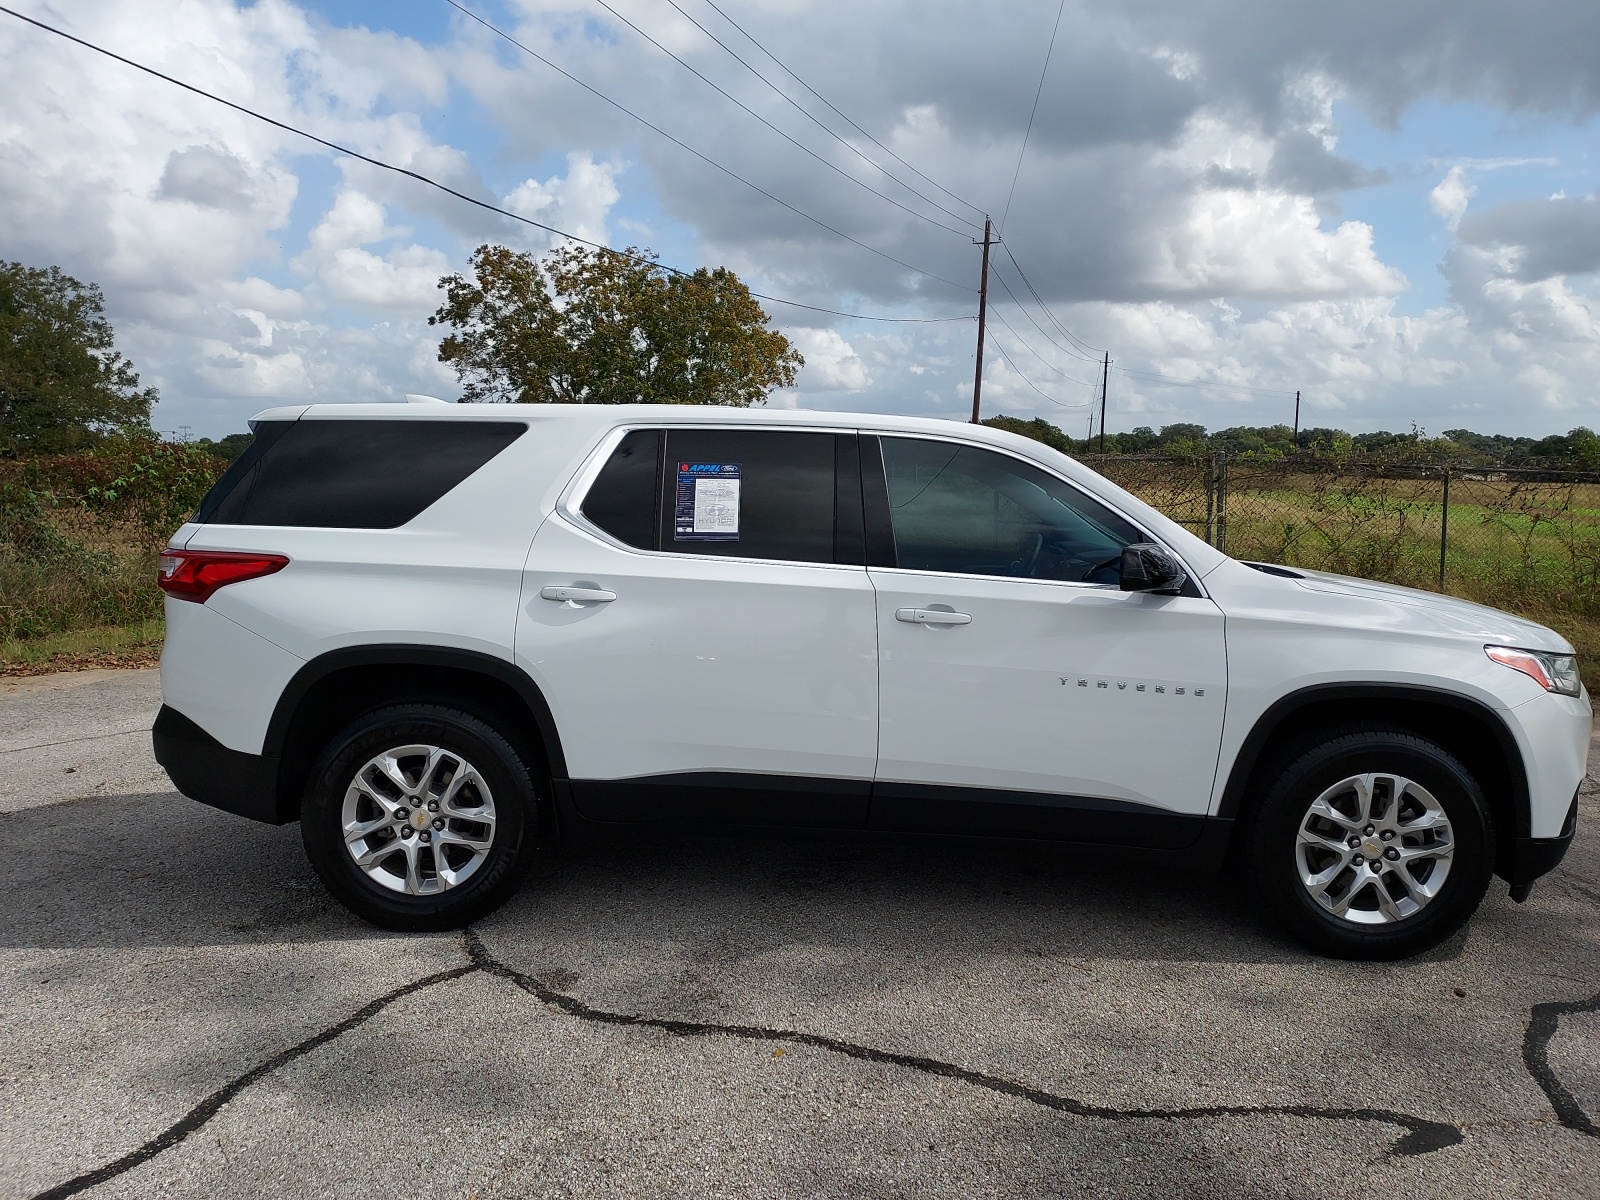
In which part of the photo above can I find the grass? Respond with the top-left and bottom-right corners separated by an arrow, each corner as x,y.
0,509 -> 165,675
0,617 -> 163,677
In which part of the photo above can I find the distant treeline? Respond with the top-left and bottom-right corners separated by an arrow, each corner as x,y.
189,432 -> 254,461
983,415 -> 1600,466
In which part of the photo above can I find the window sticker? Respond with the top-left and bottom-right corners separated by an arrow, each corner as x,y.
674,462 -> 741,541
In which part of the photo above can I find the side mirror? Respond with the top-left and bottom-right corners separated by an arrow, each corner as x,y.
1120,543 -> 1187,594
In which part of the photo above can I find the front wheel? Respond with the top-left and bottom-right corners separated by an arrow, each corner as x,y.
301,704 -> 539,931
1245,728 -> 1494,960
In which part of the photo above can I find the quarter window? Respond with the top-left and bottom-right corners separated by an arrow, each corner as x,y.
878,437 -> 1142,583
581,429 -> 660,550
196,420 -> 526,529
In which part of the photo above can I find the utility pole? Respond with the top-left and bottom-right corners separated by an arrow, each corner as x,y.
1097,351 -> 1110,452
970,216 -> 993,424
1292,390 -> 1300,448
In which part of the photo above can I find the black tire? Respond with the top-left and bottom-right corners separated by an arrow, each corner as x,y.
301,704 -> 539,931
1243,726 -> 1494,960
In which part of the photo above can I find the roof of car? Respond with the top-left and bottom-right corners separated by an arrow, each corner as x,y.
257,401 -> 987,433
250,402 -> 1060,457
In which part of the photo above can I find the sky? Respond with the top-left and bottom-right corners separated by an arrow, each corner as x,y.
1,0 -> 1598,440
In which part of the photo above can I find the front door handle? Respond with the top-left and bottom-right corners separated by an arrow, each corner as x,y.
895,607 -> 972,625
540,585 -> 617,603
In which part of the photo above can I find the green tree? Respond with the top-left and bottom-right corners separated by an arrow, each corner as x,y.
430,243 -> 803,406
0,263 -> 156,456
982,414 -> 1077,454
194,432 -> 255,462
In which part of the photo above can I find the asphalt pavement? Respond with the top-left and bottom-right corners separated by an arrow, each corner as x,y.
1,667 -> 1597,1199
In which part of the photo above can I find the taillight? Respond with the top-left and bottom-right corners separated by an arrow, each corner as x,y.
157,549 -> 289,603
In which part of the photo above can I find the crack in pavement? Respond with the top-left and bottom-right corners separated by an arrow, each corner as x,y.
30,963 -> 478,1200
462,930 -> 1465,1158
29,930 -> 1471,1198
0,728 -> 146,756
1523,988 -> 1600,1139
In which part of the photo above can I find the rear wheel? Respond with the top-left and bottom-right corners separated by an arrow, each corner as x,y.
1244,727 -> 1494,959
301,704 -> 538,931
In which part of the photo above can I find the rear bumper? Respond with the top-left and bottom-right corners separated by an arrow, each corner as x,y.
1505,787 -> 1579,894
152,705 -> 291,824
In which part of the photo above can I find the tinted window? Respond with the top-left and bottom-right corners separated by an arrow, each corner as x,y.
659,429 -> 840,564
198,420 -> 525,528
194,421 -> 291,524
581,429 -> 661,550
879,437 -> 1143,583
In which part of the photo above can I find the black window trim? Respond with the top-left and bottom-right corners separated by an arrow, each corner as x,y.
560,422 -> 871,570
860,430 -> 1209,597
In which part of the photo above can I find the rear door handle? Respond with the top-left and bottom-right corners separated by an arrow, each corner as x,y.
540,585 -> 617,603
895,607 -> 972,625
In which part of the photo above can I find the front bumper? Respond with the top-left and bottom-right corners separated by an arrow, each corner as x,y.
152,705 -> 291,824
1505,786 -> 1579,901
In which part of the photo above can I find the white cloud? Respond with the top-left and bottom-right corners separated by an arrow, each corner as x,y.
504,152 -> 622,250
1430,166 -> 1477,230
788,328 -> 871,392
1153,187 -> 1405,297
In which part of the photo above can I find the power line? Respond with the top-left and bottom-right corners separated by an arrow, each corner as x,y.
0,4 -> 971,325
988,268 -> 1100,365
656,0 -> 980,232
576,0 -> 975,239
986,333 -> 1089,409
987,308 -> 1095,387
998,241 -> 1102,356
697,0 -> 989,223
683,0 -> 1101,370
443,0 -> 974,291
999,0 -> 1065,234
995,244 -> 1299,400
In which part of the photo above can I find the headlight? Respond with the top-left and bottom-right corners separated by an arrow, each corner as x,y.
1485,645 -> 1582,697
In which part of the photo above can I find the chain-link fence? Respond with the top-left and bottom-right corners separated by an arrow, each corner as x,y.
1082,454 -> 1600,619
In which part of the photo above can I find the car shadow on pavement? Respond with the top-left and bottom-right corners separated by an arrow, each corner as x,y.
1,786 -> 1586,965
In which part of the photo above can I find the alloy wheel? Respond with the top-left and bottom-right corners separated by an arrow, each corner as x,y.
340,743 -> 497,895
1295,772 -> 1455,925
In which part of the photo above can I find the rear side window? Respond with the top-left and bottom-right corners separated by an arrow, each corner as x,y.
195,420 -> 526,528
580,429 -> 661,550
659,429 -> 844,564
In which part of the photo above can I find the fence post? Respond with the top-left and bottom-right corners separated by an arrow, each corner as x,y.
1438,467 -> 1450,592
1216,451 -> 1228,555
1204,455 -> 1216,547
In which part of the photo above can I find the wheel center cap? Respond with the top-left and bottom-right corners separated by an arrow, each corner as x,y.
1362,839 -> 1382,858
410,809 -> 432,831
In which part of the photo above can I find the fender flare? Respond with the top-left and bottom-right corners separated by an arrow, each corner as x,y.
1215,682 -> 1530,842
264,644 -> 569,783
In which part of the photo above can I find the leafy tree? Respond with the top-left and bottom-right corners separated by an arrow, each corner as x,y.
431,243 -> 803,406
1116,426 -> 1162,453
982,415 -> 1077,454
1296,427 -> 1349,453
0,263 -> 156,456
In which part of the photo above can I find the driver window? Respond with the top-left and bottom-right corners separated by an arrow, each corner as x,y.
879,437 -> 1143,584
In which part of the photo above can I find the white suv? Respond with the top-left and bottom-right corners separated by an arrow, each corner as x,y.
153,404 -> 1587,958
